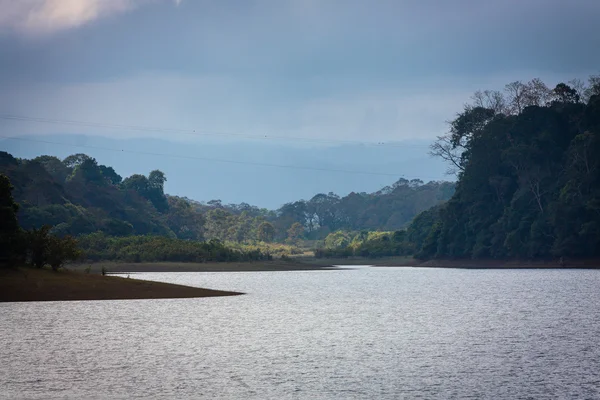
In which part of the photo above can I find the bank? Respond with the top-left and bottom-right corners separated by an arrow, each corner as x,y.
69,259 -> 336,273
0,267 -> 243,302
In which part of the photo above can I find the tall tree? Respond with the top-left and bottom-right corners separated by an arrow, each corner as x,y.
257,221 -> 275,243
63,153 -> 92,169
286,222 -> 304,245
0,174 -> 22,267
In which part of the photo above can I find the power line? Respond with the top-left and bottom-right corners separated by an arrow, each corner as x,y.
0,114 -> 431,148
0,135 -> 445,179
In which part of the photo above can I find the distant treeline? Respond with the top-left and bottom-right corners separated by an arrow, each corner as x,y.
0,151 -> 453,244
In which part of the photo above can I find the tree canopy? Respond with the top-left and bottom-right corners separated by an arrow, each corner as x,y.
413,76 -> 600,260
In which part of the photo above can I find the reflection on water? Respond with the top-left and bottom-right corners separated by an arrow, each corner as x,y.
2,267 -> 600,399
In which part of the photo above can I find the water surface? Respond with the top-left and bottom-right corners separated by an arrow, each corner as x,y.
2,267 -> 600,399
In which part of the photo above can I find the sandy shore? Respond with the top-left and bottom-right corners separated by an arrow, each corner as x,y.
0,267 -> 242,303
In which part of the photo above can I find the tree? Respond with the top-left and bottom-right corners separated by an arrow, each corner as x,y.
584,75 -> 600,103
99,165 -> 122,185
147,170 -> 169,212
257,221 -> 275,243
0,174 -> 23,267
122,172 -> 169,212
324,231 -> 351,249
523,78 -> 551,107
166,197 -> 205,240
429,134 -> 465,175
307,192 -> 342,232
449,106 -> 496,147
122,174 -> 150,194
472,89 -> 507,114
504,81 -> 527,114
63,153 -> 92,169
204,208 -> 231,241
27,225 -> 52,268
286,222 -> 304,245
46,235 -> 81,271
71,158 -> 104,184
550,83 -> 580,104
149,170 -> 167,191
33,156 -> 70,183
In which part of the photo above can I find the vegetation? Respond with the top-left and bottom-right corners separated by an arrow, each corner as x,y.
0,174 -> 83,270
315,230 -> 412,259
0,174 -> 24,267
4,77 -> 598,266
0,174 -> 79,269
76,233 -> 273,263
4,77 -> 599,266
272,180 -> 454,241
0,151 -> 453,251
409,76 -> 600,260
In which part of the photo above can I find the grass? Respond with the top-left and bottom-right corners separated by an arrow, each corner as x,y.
0,267 -> 243,302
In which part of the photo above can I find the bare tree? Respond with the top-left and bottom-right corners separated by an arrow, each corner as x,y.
583,74 -> 600,103
569,78 -> 587,103
504,81 -> 527,114
429,133 -> 465,176
471,90 -> 507,114
523,78 -> 551,107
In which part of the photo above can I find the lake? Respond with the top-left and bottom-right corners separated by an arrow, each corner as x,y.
2,267 -> 600,399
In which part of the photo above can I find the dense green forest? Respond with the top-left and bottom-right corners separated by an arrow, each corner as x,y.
0,151 -> 453,247
409,76 -> 600,260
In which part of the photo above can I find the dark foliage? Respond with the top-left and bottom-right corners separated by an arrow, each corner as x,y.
412,78 -> 600,260
0,173 -> 25,267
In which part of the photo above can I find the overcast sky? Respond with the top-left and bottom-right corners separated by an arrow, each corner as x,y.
1,0 -> 599,143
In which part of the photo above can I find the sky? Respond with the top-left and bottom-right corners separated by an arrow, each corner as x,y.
1,0 -> 599,145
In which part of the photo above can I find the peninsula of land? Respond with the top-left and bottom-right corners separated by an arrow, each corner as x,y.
0,267 -> 242,303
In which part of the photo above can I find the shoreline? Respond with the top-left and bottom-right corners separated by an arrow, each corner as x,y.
410,259 -> 600,269
292,255 -> 600,269
70,260 -> 336,273
0,267 -> 243,303
70,257 -> 600,273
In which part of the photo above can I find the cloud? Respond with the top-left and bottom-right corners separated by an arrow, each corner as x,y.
3,69 -> 589,145
5,72 -> 576,144
0,0 -> 180,35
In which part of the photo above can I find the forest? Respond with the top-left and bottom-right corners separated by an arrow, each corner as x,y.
408,76 -> 600,260
0,150 -> 452,248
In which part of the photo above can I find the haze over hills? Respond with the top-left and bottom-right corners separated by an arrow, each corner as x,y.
1,134 -> 449,208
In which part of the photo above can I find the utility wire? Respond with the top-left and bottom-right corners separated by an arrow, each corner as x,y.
0,135 -> 446,179
0,114 -> 431,148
